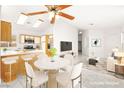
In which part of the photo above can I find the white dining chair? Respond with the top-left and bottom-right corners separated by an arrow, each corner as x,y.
21,54 -> 34,63
25,62 -> 48,88
35,53 -> 50,72
37,53 -> 49,60
61,54 -> 74,72
56,63 -> 83,88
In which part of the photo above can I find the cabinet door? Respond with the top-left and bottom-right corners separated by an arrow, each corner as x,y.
6,22 -> 11,41
20,35 -> 25,43
0,61 -> 1,82
1,21 -> 6,41
11,62 -> 18,81
18,57 -> 26,75
1,21 -> 11,41
34,37 -> 41,44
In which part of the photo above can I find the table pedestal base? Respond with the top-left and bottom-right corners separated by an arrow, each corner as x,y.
48,70 -> 58,88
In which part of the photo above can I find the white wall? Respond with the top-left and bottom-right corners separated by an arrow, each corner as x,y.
82,30 -> 89,56
82,27 -> 123,58
53,22 -> 78,55
103,28 -> 122,57
88,29 -> 105,58
44,21 -> 78,55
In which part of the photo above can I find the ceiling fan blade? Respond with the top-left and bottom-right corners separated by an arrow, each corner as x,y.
25,11 -> 48,16
50,15 -> 56,24
58,12 -> 75,20
45,5 -> 52,10
56,5 -> 72,10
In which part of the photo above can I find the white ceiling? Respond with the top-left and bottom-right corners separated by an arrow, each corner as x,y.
1,5 -> 124,30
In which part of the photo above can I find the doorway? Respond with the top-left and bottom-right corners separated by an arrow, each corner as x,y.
78,32 -> 82,55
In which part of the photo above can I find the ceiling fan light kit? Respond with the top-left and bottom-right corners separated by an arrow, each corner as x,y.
18,5 -> 75,25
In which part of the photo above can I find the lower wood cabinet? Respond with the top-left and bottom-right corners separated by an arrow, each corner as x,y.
18,57 -> 26,75
1,54 -> 39,83
1,62 -> 18,83
0,61 -> 1,82
18,55 -> 38,76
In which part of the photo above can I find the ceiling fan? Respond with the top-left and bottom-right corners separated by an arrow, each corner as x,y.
22,5 -> 75,24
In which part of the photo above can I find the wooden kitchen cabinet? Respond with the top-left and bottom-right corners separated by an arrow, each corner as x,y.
18,57 -> 26,75
34,36 -> 41,44
0,61 -> 1,82
18,55 -> 39,75
41,35 -> 53,55
1,51 -> 42,83
1,61 -> 18,83
20,34 -> 41,44
0,20 -> 12,41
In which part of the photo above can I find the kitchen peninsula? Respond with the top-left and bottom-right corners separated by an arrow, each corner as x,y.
0,49 -> 43,83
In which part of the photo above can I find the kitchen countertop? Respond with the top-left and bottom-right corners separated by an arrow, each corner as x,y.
115,62 -> 124,66
0,49 -> 43,57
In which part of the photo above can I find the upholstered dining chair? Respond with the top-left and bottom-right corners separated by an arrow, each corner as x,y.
37,53 -> 49,60
60,54 -> 74,72
35,53 -> 50,72
25,62 -> 48,88
21,54 -> 34,63
56,63 -> 83,88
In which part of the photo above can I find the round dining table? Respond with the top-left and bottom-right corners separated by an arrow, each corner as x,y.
34,57 -> 70,88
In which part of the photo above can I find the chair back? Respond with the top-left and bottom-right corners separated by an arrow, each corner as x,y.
38,53 -> 49,60
71,63 -> 83,80
36,53 -> 49,64
2,56 -> 19,64
21,55 -> 34,63
25,62 -> 35,78
64,54 -> 74,66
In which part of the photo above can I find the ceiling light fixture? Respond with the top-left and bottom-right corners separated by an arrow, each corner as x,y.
33,19 -> 42,28
17,13 -> 28,25
89,23 -> 94,26
79,31 -> 82,34
49,11 -> 55,19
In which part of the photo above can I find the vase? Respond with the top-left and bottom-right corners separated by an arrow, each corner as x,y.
51,56 -> 55,62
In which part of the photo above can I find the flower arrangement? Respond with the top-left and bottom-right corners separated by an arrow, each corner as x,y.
48,48 -> 57,62
49,48 -> 57,57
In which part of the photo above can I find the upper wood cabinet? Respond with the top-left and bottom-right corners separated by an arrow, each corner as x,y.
20,34 -> 41,44
0,20 -> 12,41
41,35 -> 53,55
34,37 -> 41,44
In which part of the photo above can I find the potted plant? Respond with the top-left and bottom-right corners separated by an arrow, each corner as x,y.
49,48 -> 57,62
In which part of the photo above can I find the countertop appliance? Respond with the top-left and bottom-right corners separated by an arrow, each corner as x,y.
24,45 -> 35,50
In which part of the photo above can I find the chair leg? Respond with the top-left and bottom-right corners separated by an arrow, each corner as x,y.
44,83 -> 46,88
31,78 -> 33,88
72,80 -> 74,88
26,76 -> 28,88
80,75 -> 82,88
46,82 -> 48,88
40,85 -> 42,88
57,82 -> 59,88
